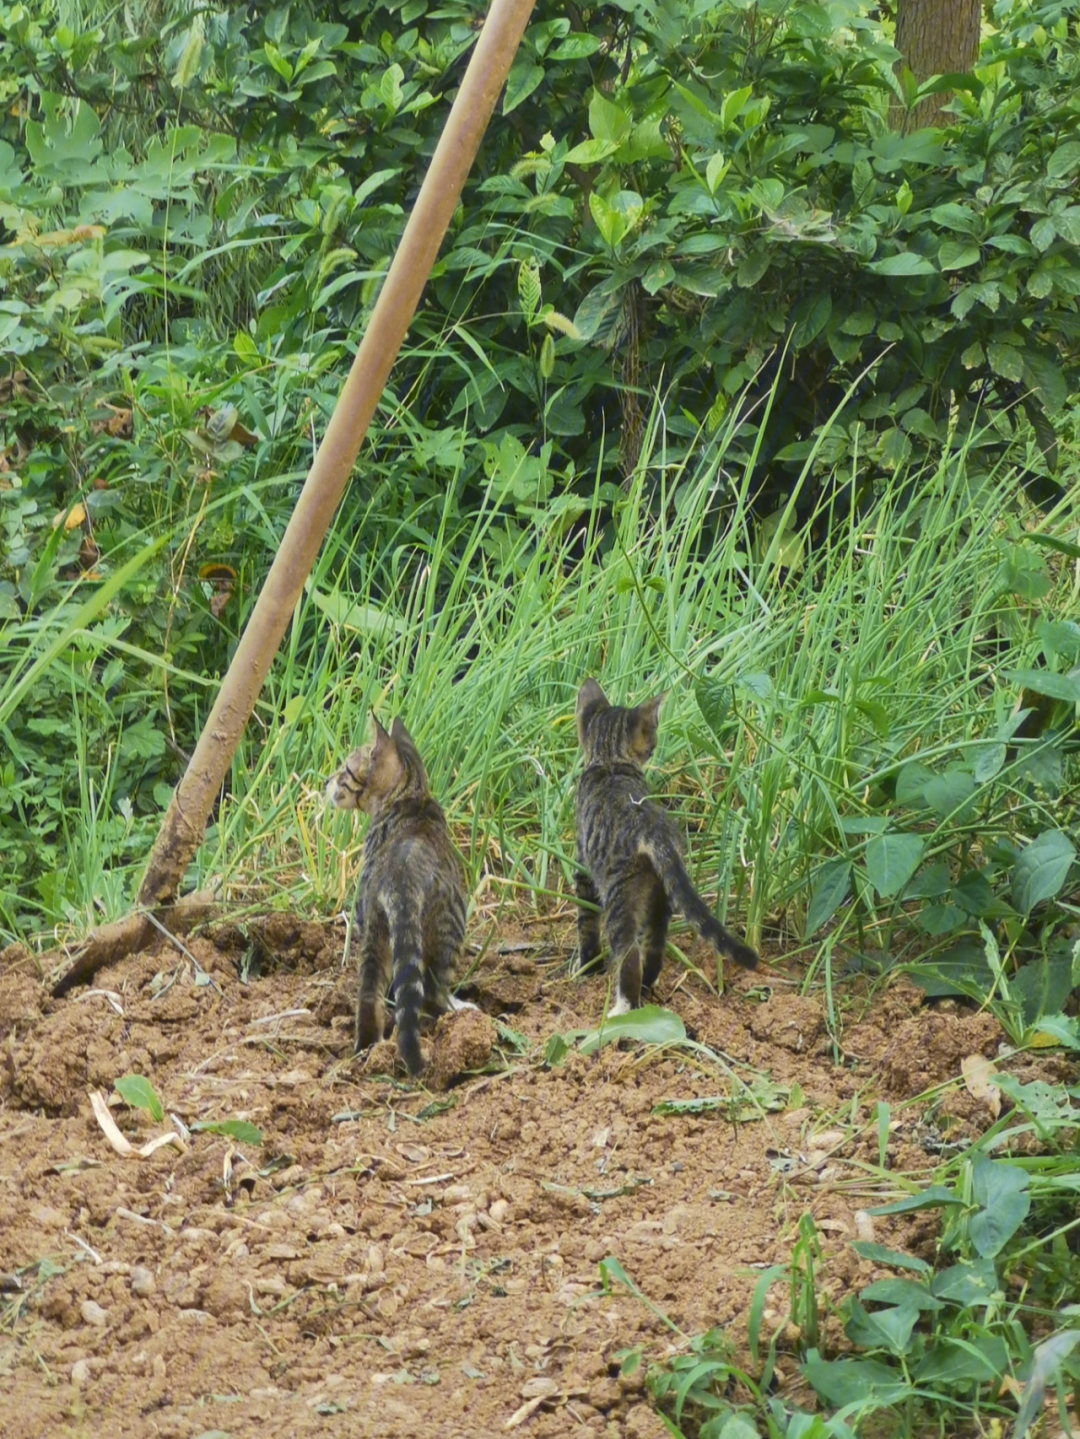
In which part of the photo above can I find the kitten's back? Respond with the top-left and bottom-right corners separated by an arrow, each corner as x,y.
327,716 -> 467,1073
575,679 -> 757,972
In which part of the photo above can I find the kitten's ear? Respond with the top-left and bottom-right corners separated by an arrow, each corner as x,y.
389,716 -> 413,747
389,715 -> 429,786
368,713 -> 405,791
575,678 -> 608,746
632,692 -> 665,761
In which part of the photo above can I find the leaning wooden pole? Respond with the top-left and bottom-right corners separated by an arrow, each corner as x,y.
46,0 -> 536,997
136,0 -> 536,909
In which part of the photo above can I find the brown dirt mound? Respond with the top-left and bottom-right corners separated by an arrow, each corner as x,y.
0,919 -> 1019,1437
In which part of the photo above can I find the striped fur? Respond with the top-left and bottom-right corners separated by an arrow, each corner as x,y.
573,678 -> 757,1015
326,715 -> 469,1075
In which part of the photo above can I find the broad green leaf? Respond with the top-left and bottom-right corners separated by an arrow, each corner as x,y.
879,426 -> 912,470
1005,667 -> 1080,702
721,85 -> 753,129
262,43 -> 292,83
938,240 -> 980,270
705,151 -> 728,193
642,261 -> 675,295
805,859 -> 851,938
968,1154 -> 1030,1258
579,1005 -> 686,1055
792,292 -> 832,348
572,282 -> 624,344
735,672 -> 774,702
589,92 -> 632,145
922,769 -> 976,821
953,869 -> 1002,918
802,1355 -> 912,1408
1048,141 -> 1080,179
563,138 -> 619,165
895,761 -> 933,807
190,1119 -> 263,1144
961,340 -> 985,369
1023,351 -> 1068,414
589,191 -> 624,248
543,1033 -> 569,1067
987,342 -> 1024,382
914,1335 -> 1009,1384
548,34 -> 601,60
868,251 -> 936,276
695,674 -> 730,736
854,697 -> 890,738
503,62 -> 544,115
844,1298 -> 919,1354
1035,619 -> 1080,663
841,310 -> 876,336
868,1186 -> 964,1215
864,833 -> 925,898
930,1257 -> 998,1305
379,63 -> 404,112
849,1243 -> 931,1275
973,743 -> 1006,783
115,1074 -> 165,1123
1011,830 -> 1076,914
994,544 -> 1052,600
737,249 -> 771,288
1031,216 -> 1057,251
1025,1014 -> 1080,1050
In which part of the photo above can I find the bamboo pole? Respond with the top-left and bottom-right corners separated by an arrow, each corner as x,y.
135,0 -> 536,909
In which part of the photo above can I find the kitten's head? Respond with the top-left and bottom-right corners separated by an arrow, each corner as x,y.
325,714 -> 429,813
575,678 -> 664,767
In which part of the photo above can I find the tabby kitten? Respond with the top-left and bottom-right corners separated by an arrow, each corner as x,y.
573,678 -> 757,1015
325,715 -> 472,1075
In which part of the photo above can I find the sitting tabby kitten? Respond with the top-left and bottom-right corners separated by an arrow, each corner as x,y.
325,715 -> 473,1075
574,678 -> 757,1015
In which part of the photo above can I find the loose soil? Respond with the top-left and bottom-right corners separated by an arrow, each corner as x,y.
0,914 -> 1034,1439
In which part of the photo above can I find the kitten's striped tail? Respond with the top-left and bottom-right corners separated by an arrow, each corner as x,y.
653,842 -> 758,969
390,924 -> 426,1076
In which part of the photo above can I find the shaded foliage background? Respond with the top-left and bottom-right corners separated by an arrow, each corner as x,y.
0,0 -> 1078,938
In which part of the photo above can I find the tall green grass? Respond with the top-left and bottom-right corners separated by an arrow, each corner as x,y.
205,416 -> 1077,971
5,403 -> 1075,956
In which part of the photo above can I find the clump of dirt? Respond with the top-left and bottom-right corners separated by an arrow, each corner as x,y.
0,919 -> 1063,1438
877,1009 -> 1003,1097
747,993 -> 825,1052
428,1007 -> 498,1091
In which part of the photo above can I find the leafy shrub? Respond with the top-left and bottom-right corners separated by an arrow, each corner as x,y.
2,0 -> 1080,936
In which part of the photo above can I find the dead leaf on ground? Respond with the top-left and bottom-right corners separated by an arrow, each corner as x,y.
961,1054 -> 1001,1118
88,1089 -> 187,1159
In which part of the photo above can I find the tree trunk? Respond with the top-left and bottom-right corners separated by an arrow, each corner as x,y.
892,0 -> 981,130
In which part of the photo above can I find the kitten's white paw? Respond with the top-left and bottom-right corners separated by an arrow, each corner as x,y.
607,992 -> 632,1018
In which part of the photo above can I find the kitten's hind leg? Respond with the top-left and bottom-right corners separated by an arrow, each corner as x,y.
355,915 -> 391,1054
641,875 -> 672,992
603,904 -> 644,1016
424,958 -> 478,1019
424,923 -> 476,1020
574,868 -> 603,974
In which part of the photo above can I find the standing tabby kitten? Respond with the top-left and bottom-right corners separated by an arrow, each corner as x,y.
574,678 -> 757,1015
325,715 -> 472,1075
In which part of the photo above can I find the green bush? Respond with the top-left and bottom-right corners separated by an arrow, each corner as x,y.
2,0 -> 1080,936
